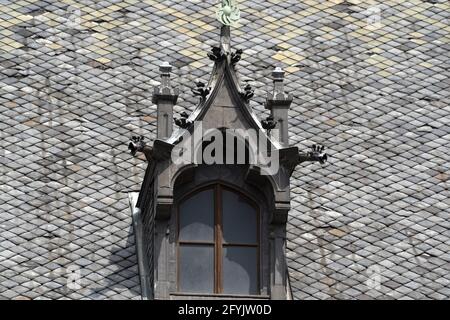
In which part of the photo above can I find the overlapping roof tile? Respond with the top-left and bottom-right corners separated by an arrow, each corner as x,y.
0,0 -> 449,299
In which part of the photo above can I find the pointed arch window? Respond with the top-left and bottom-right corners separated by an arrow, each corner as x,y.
177,184 -> 259,295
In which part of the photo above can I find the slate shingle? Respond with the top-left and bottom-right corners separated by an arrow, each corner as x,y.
0,0 -> 449,300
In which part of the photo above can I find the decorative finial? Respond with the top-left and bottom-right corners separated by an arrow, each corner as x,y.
152,61 -> 178,105
272,67 -> 285,80
269,66 -> 292,101
160,61 -> 171,72
157,61 -> 175,95
216,0 -> 240,26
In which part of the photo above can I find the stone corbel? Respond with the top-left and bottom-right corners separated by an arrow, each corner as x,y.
271,202 -> 290,225
278,146 -> 300,177
152,139 -> 174,161
155,198 -> 172,221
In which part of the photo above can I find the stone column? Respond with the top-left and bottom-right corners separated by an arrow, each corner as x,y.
265,67 -> 293,147
270,224 -> 287,300
152,62 -> 179,140
154,221 -> 170,299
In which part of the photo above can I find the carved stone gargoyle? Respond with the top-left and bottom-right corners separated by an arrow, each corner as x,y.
192,81 -> 211,101
299,144 -> 328,164
207,46 -> 225,62
231,49 -> 243,67
128,135 -> 156,161
240,83 -> 254,103
174,111 -> 192,129
280,144 -> 328,176
128,136 -> 146,156
261,115 -> 277,134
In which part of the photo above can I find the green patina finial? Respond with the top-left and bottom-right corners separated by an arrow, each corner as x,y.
216,0 -> 240,26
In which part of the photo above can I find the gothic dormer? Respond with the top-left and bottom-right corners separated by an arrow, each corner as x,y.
129,0 -> 327,300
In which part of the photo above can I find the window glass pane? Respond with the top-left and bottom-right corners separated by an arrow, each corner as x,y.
222,246 -> 258,295
179,245 -> 214,293
222,189 -> 257,244
179,189 -> 214,241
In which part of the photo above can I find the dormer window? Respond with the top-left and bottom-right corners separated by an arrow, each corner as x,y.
177,184 -> 259,295
130,6 -> 327,300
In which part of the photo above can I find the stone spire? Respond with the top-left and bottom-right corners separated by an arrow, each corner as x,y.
220,25 -> 231,54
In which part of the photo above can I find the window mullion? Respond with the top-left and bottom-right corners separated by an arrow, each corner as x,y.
215,184 -> 223,293
214,185 -> 218,293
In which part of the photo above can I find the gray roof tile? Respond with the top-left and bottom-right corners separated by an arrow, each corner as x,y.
1,0 -> 449,300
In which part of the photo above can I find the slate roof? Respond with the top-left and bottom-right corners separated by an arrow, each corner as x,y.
0,0 -> 449,300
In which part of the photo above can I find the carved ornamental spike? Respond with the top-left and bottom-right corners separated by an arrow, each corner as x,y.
192,81 -> 211,101
240,83 -> 254,103
231,49 -> 243,67
261,115 -> 277,134
208,46 -> 225,62
174,111 -> 192,129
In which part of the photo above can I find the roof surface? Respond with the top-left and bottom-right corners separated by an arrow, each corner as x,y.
0,0 -> 449,299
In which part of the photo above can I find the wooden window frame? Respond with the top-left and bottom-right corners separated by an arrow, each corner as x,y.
176,183 -> 260,295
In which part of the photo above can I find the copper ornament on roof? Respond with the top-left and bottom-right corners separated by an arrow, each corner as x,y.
216,0 -> 240,26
